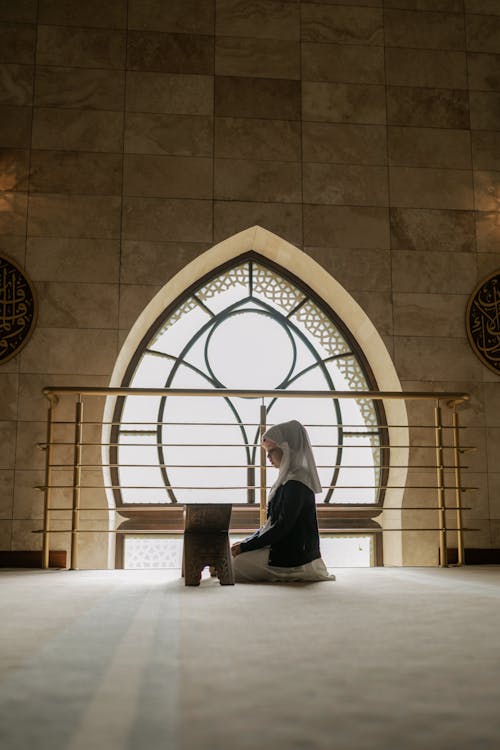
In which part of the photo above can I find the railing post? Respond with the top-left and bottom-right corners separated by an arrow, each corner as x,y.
452,407 -> 465,566
42,401 -> 55,569
259,401 -> 267,526
70,398 -> 84,570
434,402 -> 448,567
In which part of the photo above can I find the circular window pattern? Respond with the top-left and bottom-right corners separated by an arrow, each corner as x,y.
0,255 -> 37,364
466,269 -> 500,376
205,310 -> 296,390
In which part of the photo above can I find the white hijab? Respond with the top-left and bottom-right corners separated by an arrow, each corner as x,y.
262,420 -> 322,502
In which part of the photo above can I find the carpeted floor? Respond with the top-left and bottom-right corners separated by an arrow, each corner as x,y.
1,567 -> 500,750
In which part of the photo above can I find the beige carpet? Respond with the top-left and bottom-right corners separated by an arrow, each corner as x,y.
1,567 -> 500,750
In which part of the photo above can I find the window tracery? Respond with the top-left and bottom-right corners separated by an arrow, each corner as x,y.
111,255 -> 385,508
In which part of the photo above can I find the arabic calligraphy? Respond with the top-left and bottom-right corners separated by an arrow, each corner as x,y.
467,270 -> 500,376
0,256 -> 37,364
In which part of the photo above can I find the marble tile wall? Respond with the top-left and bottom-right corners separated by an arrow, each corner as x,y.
0,0 -> 499,566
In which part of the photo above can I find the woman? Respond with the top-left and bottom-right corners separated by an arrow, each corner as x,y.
231,420 -> 335,583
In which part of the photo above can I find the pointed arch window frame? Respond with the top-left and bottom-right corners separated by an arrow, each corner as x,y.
109,251 -> 389,516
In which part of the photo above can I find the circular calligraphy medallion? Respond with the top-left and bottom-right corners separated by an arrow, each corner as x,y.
466,269 -> 500,376
0,255 -> 37,365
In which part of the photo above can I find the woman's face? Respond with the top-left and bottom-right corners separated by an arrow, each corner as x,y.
266,446 -> 283,469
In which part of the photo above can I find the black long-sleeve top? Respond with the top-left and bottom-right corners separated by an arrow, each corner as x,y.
239,479 -> 322,567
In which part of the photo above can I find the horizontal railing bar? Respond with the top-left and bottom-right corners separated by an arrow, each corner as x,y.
45,463 -> 467,470
45,506 -> 472,512
49,420 -> 467,429
32,527 -> 479,534
38,442 -> 476,449
344,431 -> 385,436
120,430 -> 155,435
46,503 -> 378,520
36,484 -> 478,490
43,386 -> 470,402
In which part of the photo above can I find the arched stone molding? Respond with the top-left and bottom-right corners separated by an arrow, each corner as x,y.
103,226 -> 408,567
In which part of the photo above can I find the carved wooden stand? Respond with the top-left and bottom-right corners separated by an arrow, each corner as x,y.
182,504 -> 235,586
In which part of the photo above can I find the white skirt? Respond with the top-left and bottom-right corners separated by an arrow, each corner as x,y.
233,547 -> 336,583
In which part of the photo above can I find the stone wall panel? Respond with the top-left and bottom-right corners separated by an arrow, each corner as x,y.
129,0 -> 214,35
35,67 -> 125,111
216,0 -> 300,41
125,113 -> 213,156
37,25 -> 126,69
302,42 -> 384,85
38,0 -> 127,29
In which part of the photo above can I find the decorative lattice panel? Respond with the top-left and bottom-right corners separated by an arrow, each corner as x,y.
253,262 -> 305,313
123,535 -> 373,568
152,298 -> 198,341
197,263 -> 249,303
125,537 -> 183,569
294,300 -> 350,356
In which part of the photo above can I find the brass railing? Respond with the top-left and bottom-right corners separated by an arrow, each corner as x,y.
36,387 -> 475,570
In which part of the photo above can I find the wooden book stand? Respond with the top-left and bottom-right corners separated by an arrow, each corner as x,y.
182,504 -> 235,586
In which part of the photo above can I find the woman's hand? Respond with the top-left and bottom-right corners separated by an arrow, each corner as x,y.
231,542 -> 242,558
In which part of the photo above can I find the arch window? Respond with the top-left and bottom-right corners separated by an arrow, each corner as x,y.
111,254 -> 386,508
